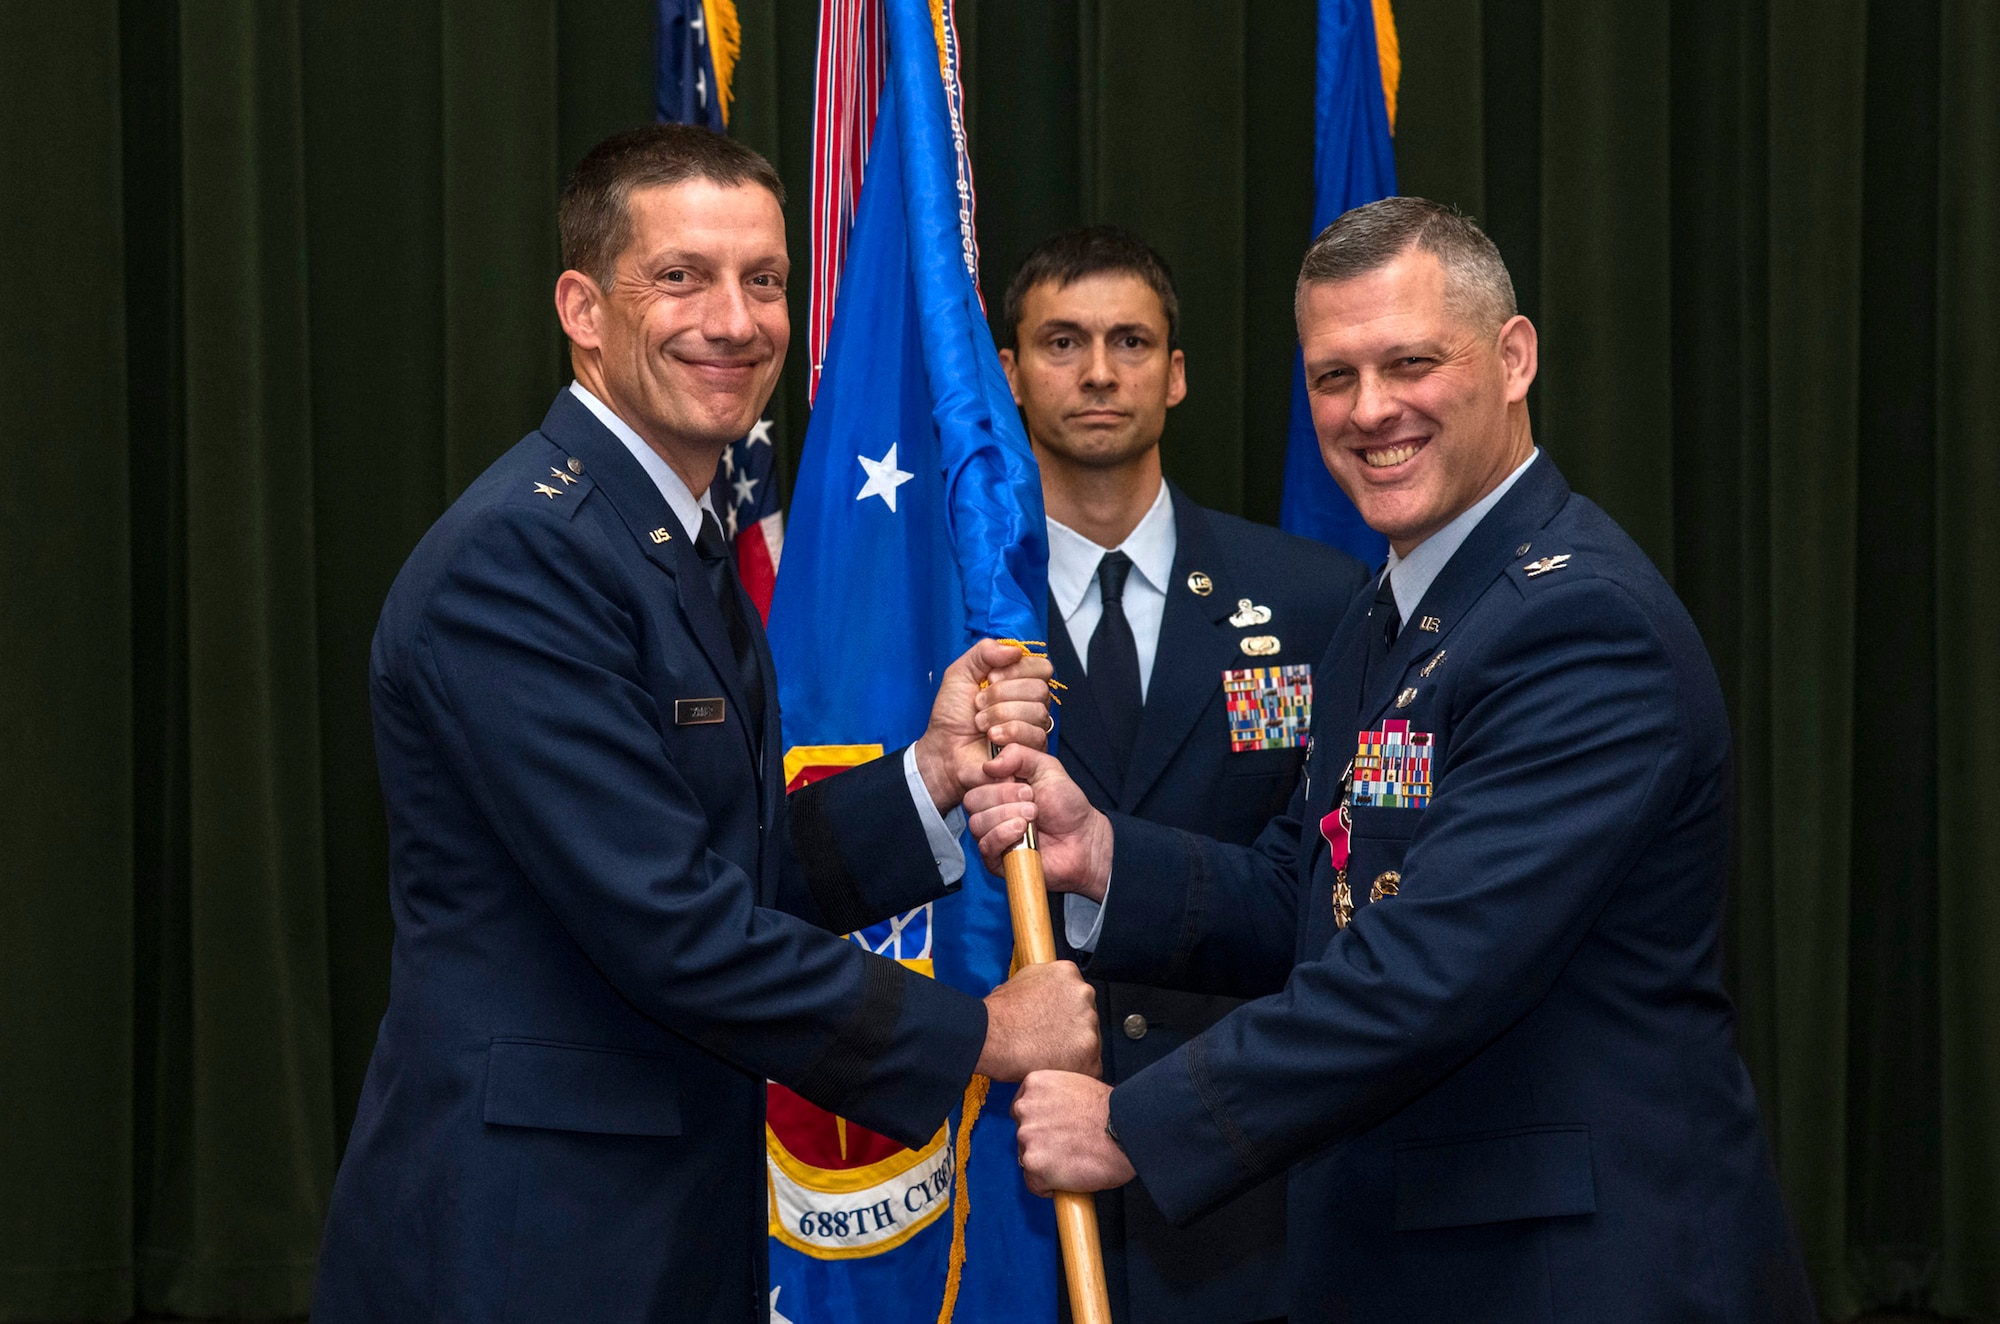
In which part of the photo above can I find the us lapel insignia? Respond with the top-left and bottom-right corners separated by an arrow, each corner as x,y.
532,482 -> 564,499
1395,686 -> 1418,708
1418,615 -> 1442,632
1420,648 -> 1447,677
1223,663 -> 1311,751
550,466 -> 578,485
649,528 -> 672,544
1352,719 -> 1434,809
1523,553 -> 1572,577
1239,634 -> 1280,657
1228,598 -> 1272,627
1187,571 -> 1214,596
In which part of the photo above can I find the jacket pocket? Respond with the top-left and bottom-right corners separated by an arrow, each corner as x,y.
1347,803 -> 1425,842
483,1038 -> 682,1137
1392,1124 -> 1594,1231
1223,746 -> 1303,779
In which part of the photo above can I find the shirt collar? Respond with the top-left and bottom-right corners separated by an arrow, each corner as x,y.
568,381 -> 714,542
1384,447 -> 1540,621
1046,481 -> 1176,618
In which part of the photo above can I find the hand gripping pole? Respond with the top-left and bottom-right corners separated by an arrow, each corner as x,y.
1002,817 -> 1113,1324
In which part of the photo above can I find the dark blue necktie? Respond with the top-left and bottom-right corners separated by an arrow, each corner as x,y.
1088,550 -> 1143,781
697,509 -> 766,738
1363,568 -> 1400,698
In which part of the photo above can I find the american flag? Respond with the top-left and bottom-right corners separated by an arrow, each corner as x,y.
807,0 -> 981,409
708,416 -> 783,620
807,0 -> 886,403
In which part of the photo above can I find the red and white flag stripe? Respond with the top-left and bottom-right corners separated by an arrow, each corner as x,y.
807,0 -> 981,404
807,0 -> 886,403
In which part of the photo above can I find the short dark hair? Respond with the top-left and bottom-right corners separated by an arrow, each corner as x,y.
559,123 -> 785,288
1296,197 -> 1517,331
1003,226 -> 1181,351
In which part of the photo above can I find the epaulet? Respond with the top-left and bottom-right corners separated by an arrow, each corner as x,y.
1503,539 -> 1589,595
503,439 -> 596,520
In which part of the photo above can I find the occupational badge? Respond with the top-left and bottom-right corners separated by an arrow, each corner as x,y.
1227,598 -> 1272,627
1223,663 -> 1311,752
1351,718 -> 1434,809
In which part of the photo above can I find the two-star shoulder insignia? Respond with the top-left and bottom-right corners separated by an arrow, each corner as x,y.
535,458 -> 586,500
1523,553 -> 1572,578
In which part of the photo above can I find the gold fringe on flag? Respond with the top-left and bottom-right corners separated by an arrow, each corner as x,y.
701,0 -> 742,127
927,0 -> 951,85
1373,0 -> 1401,134
934,1072 -> 992,1324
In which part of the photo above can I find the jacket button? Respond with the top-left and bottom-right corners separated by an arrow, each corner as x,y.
1122,1014 -> 1148,1040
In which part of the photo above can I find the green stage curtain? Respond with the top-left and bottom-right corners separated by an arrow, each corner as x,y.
1,1 -> 1993,1319
1,1 -> 653,1316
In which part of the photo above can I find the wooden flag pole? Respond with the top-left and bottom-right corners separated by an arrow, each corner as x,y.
1001,820 -> 1113,1324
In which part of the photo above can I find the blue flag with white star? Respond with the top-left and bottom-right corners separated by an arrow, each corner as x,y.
761,0 -> 1054,1318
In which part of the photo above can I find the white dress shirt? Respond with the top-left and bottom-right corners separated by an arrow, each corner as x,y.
1045,480 -> 1176,702
570,381 -> 716,541
1378,448 -> 1541,621
569,382 -> 964,882
1046,481 -> 1180,948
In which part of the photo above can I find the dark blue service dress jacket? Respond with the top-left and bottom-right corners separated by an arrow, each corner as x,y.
1088,455 -> 1816,1323
1050,483 -> 1364,1324
312,390 -> 987,1323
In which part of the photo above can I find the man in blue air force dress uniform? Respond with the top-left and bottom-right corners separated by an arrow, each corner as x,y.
311,125 -> 1095,1324
973,199 -> 1817,1323
997,228 -> 1366,1324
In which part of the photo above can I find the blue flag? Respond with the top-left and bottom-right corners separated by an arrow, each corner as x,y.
1278,0 -> 1399,563
761,0 -> 1055,1320
655,0 -> 731,131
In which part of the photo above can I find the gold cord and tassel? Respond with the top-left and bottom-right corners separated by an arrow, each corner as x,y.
934,1072 -> 992,1324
